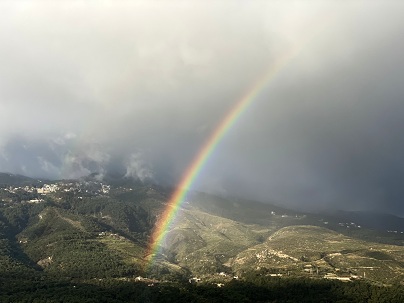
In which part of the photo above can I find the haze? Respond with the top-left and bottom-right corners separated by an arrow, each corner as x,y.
1,1 -> 404,216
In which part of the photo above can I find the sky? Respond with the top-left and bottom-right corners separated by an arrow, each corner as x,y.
1,0 -> 404,216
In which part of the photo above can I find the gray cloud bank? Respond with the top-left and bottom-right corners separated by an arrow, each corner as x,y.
1,1 -> 404,216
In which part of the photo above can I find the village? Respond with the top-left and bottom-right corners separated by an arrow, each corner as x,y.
0,180 -> 111,204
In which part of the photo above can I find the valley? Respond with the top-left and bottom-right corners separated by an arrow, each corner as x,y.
0,172 -> 403,302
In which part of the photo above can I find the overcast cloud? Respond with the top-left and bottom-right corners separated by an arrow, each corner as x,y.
1,1 -> 404,215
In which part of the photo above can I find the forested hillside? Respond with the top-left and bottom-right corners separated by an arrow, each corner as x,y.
0,174 -> 403,302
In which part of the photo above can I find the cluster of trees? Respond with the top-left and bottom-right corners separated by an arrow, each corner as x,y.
0,277 -> 403,303
72,196 -> 152,235
42,240 -> 137,279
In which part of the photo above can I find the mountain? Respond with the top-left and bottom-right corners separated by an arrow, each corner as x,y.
0,172 -> 44,186
330,210 -> 404,231
0,173 -> 403,302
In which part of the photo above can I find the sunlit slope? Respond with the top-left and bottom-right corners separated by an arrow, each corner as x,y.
156,207 -> 273,274
231,225 -> 404,283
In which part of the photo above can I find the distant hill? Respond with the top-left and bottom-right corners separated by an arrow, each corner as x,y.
0,172 -> 42,186
330,210 -> 404,231
232,225 -> 404,283
0,171 -> 403,290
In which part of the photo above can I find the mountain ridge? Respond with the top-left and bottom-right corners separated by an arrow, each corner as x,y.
0,172 -> 403,287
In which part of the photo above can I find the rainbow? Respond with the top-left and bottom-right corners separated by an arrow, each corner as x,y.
146,59 -> 294,265
144,32 -> 320,268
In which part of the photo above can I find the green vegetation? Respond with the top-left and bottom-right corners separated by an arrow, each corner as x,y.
0,277 -> 403,302
0,175 -> 403,302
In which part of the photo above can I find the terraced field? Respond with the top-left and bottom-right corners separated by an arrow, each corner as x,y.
230,225 -> 404,284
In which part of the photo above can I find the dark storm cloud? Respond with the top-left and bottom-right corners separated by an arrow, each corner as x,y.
1,1 -> 404,215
